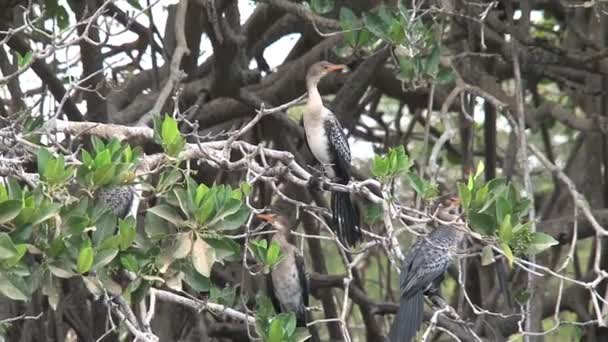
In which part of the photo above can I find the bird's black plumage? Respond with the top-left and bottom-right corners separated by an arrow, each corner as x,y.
389,224 -> 464,342
324,117 -> 361,247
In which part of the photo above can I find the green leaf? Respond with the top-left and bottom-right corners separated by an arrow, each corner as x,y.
283,312 -> 297,336
16,51 -> 33,68
472,183 -> 489,209
5,178 -> 21,200
475,160 -> 485,178
251,239 -> 268,264
191,236 -> 215,277
0,233 -> 18,260
0,199 -> 22,225
363,11 -> 390,41
528,232 -> 558,254
457,183 -> 471,211
120,254 -> 139,273
340,7 -> 359,46
268,316 -> 285,342
212,205 -> 250,231
37,148 -> 52,175
310,0 -> 334,14
371,156 -> 388,178
182,264 -> 210,292
500,242 -> 514,267
42,273 -> 60,310
468,212 -> 496,235
3,243 -> 26,268
406,173 -> 436,199
196,191 -> 216,224
266,240 -> 282,267
144,210 -> 172,239
127,0 -> 142,10
77,244 -> 94,274
56,5 -> 69,30
118,217 -> 136,251
48,262 -> 75,279
147,204 -> 184,227
495,196 -> 512,224
161,115 -> 185,156
195,184 -> 209,206
91,248 -> 118,271
499,214 -> 513,244
207,198 -> 242,227
480,245 -> 495,266
92,211 -> 116,246
0,271 -> 29,301
173,232 -> 193,259
64,215 -> 89,236
391,146 -> 410,174
31,203 -> 62,226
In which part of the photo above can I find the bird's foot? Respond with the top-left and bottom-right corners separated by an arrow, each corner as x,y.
307,176 -> 324,191
306,165 -> 326,190
426,291 -> 446,309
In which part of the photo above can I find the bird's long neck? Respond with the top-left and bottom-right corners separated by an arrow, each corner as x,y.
306,79 -> 324,121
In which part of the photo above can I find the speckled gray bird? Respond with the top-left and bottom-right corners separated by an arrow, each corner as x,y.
94,185 -> 135,219
389,195 -> 466,342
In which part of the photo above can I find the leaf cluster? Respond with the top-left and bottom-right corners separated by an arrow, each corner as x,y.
372,146 -> 437,199
255,294 -> 309,342
458,162 -> 557,266
76,137 -> 141,188
250,239 -> 284,274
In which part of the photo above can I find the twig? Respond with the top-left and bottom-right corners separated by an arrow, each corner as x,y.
149,288 -> 256,324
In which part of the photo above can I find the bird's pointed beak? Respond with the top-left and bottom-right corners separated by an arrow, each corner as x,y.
256,213 -> 277,224
449,197 -> 461,206
327,64 -> 347,72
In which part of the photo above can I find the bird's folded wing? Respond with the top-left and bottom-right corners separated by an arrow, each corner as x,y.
324,113 -> 351,182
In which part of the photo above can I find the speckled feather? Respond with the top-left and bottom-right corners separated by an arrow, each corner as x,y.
400,225 -> 463,298
324,116 -> 351,183
94,185 -> 135,219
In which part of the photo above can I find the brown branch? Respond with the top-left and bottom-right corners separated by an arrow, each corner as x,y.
1,33 -> 84,121
137,0 -> 190,126
260,0 -> 341,31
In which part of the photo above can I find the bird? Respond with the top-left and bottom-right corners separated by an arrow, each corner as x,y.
303,61 -> 361,247
256,210 -> 309,326
95,185 -> 136,219
389,195 -> 466,342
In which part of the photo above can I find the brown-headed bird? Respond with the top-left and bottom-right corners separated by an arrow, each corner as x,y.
256,211 -> 311,327
389,195 -> 466,342
303,61 -> 361,247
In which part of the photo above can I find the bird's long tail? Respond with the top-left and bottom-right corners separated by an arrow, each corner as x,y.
389,292 -> 424,342
496,258 -> 515,310
331,191 -> 361,247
